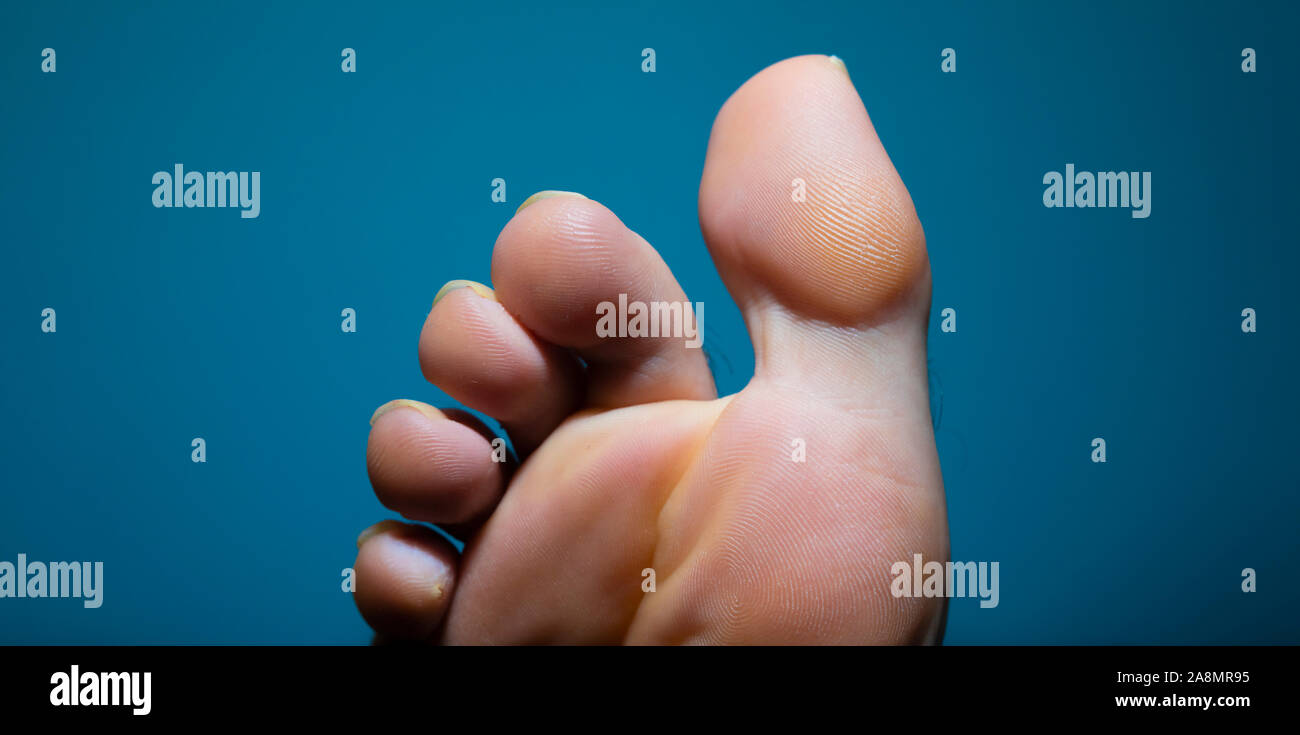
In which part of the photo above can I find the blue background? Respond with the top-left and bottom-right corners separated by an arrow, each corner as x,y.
1,0 -> 1295,644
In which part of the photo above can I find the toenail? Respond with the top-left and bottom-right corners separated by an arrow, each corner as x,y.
433,279 -> 497,308
369,399 -> 445,427
356,520 -> 407,548
515,190 -> 587,214
827,55 -> 849,77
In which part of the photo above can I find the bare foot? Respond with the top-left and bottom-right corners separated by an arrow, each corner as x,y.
354,55 -> 947,644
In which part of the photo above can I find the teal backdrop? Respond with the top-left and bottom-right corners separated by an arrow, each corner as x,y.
1,0 -> 1295,643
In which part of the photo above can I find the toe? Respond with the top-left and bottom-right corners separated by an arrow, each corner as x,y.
366,399 -> 508,527
699,54 -> 929,329
491,193 -> 716,408
353,520 -> 458,642
419,282 -> 582,452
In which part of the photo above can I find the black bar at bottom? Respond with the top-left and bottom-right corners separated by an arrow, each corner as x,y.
0,645 -> 1289,722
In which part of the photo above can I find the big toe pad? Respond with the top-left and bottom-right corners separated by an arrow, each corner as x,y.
699,55 -> 928,326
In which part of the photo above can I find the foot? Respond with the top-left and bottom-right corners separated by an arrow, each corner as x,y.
354,55 -> 947,644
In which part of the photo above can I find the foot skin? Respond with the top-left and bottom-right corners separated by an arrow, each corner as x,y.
354,55 -> 948,644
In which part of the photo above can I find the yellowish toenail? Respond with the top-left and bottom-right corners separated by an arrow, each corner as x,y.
356,520 -> 406,548
433,279 -> 497,308
515,190 -> 587,214
827,55 -> 849,77
369,399 -> 445,427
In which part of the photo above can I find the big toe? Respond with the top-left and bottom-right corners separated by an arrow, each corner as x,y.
699,55 -> 931,362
